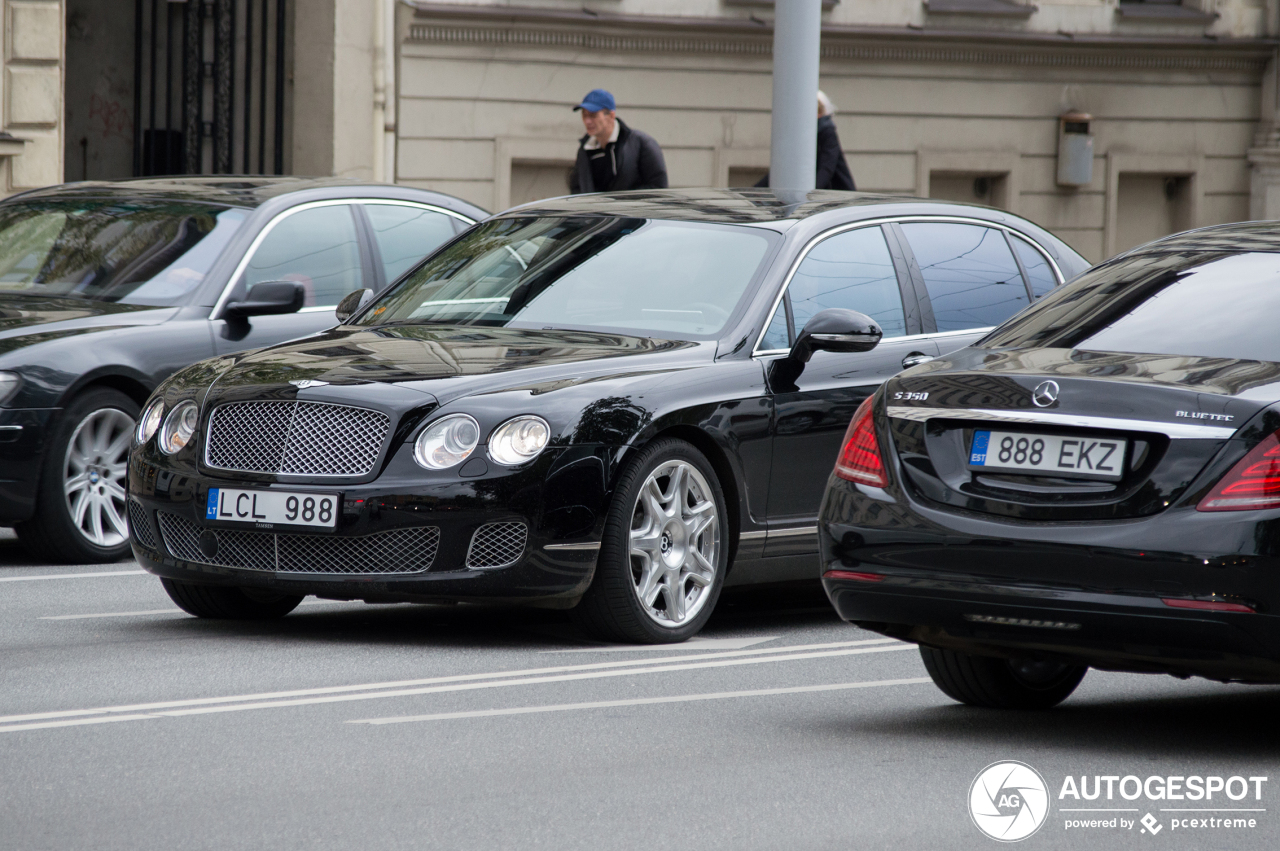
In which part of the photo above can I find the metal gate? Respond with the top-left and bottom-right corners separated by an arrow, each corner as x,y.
133,0 -> 288,176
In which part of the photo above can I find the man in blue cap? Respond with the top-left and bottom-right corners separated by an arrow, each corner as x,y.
570,89 -> 668,194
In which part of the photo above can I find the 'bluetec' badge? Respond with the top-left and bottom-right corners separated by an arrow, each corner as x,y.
206,489 -> 220,519
970,431 -> 990,466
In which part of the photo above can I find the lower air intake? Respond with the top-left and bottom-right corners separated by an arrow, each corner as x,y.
466,521 -> 528,569
127,499 -> 157,550
156,511 -> 439,574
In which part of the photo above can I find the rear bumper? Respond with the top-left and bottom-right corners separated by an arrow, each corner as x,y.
819,476 -> 1280,682
0,408 -> 55,524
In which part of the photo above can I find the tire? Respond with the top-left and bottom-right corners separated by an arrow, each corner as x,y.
573,438 -> 729,644
920,646 -> 1086,710
161,578 -> 303,620
16,388 -> 139,564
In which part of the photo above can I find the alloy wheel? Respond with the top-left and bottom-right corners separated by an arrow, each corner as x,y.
628,460 -> 721,628
63,407 -> 134,549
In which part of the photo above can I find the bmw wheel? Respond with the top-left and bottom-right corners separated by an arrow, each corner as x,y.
16,388 -> 139,564
574,438 -> 728,644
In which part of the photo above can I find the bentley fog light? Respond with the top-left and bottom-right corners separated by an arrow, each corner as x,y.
136,398 -> 165,445
488,416 -> 550,466
159,401 -> 199,455
415,414 -> 480,469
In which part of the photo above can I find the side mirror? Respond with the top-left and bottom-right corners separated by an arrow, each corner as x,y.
335,288 -> 374,323
224,281 -> 305,318
789,308 -> 882,364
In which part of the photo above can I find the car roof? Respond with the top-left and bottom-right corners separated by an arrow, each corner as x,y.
2,176 -> 489,217
500,187 -> 1018,225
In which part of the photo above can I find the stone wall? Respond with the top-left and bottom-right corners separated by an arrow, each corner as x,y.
2,0 -> 63,195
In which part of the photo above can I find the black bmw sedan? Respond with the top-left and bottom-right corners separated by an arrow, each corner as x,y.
820,222 -> 1280,706
128,188 -> 1086,643
0,177 -> 485,563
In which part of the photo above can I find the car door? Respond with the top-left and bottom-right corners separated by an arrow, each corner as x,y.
361,202 -> 472,288
211,201 -> 373,355
762,223 -> 939,550
894,220 -> 1039,357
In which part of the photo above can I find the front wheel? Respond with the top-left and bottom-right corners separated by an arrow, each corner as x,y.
920,646 -> 1086,710
573,439 -> 728,644
161,578 -> 303,620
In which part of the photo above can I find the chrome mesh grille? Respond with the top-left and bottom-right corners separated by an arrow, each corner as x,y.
205,401 -> 390,476
466,522 -> 528,569
156,511 -> 439,574
127,499 -> 157,550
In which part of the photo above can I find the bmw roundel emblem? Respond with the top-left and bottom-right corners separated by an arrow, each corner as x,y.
1031,380 -> 1060,408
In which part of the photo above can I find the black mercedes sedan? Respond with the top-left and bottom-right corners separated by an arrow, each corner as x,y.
0,177 -> 486,563
820,222 -> 1280,706
127,188 -> 1087,643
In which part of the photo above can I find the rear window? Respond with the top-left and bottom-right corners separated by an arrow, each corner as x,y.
981,250 -> 1280,362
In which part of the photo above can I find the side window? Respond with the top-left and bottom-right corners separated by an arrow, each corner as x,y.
365,204 -> 462,285
243,205 -> 363,308
777,226 -> 907,344
1011,235 -> 1058,299
760,306 -> 790,351
901,222 -> 1029,332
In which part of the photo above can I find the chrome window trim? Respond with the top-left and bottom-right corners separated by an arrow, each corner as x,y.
211,199 -> 477,319
751,326 -> 994,360
886,405 -> 1238,440
750,215 -> 1065,357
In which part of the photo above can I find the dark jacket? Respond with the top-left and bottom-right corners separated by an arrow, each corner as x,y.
570,119 -> 668,194
754,115 -> 857,190
816,115 -> 856,191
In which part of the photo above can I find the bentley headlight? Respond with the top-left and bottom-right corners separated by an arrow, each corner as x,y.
0,371 -> 20,406
159,401 -> 199,455
136,398 -> 165,445
488,416 -> 550,466
414,414 -> 480,469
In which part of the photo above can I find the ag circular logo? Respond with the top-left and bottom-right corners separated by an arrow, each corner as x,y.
969,761 -> 1049,842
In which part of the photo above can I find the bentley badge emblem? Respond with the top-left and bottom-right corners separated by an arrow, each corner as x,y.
1031,380 -> 1059,408
289,379 -> 329,389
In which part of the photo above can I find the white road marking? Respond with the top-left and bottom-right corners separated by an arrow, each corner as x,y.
544,636 -> 777,653
0,570 -> 147,583
0,639 -> 914,733
39,599 -> 354,620
350,677 -> 935,725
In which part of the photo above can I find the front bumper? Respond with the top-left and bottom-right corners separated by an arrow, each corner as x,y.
128,446 -> 611,606
818,476 -> 1280,682
0,407 -> 55,524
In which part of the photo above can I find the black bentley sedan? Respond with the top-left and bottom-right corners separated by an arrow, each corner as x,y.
128,188 -> 1087,643
820,222 -> 1280,706
0,177 -> 486,563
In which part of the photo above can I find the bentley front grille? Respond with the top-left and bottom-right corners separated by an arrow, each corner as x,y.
204,400 -> 390,476
466,521 -> 528,569
127,499 -> 157,550
156,511 -> 440,575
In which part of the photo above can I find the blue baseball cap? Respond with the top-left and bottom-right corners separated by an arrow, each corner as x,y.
573,89 -> 616,112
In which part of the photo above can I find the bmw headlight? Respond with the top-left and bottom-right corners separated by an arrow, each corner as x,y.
0,371 -> 20,406
159,401 -> 199,455
414,414 -> 480,469
136,398 -> 165,445
488,416 -> 550,466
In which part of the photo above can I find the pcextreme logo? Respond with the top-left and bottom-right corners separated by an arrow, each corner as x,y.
970,762 -> 1269,841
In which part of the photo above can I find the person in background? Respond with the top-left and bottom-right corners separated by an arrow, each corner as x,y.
816,90 -> 856,191
754,90 -> 857,190
570,89 -> 669,194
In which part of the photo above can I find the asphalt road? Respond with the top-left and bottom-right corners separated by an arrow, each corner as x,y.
2,528 -> 1278,851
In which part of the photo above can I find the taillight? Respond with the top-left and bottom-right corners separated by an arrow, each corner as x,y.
1198,430 -> 1280,511
835,396 -> 887,486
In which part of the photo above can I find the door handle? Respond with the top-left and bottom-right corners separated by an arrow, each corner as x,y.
901,352 -> 935,369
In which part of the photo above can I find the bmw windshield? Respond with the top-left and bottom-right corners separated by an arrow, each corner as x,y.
0,199 -> 247,306
356,216 -> 779,340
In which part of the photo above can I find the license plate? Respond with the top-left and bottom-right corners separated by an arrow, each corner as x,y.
205,488 -> 338,529
968,430 -> 1127,481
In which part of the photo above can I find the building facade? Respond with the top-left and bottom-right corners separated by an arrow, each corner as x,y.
8,0 -> 1280,263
